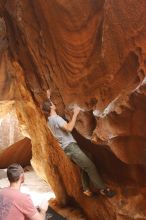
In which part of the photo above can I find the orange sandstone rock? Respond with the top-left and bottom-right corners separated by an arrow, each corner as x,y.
0,0 -> 146,219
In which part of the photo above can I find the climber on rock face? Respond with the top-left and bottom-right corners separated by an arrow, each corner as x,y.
42,91 -> 116,198
0,163 -> 48,220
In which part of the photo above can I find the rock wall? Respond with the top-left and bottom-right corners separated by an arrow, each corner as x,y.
0,108 -> 23,149
1,0 -> 146,219
0,137 -> 32,168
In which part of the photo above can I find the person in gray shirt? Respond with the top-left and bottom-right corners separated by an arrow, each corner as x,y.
42,99 -> 115,198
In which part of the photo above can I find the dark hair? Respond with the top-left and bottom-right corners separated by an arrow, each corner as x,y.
7,163 -> 24,183
42,100 -> 52,114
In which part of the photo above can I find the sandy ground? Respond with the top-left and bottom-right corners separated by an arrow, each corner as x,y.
0,166 -> 55,207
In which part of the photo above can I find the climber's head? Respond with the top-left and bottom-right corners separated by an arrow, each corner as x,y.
42,100 -> 56,115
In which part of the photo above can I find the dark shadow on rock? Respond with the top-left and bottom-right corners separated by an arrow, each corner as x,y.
72,129 -> 146,187
46,206 -> 67,220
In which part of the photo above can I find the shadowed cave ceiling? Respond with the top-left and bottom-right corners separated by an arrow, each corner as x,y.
1,0 -> 146,219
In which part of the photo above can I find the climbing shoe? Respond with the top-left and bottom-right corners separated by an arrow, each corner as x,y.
100,188 -> 116,198
83,190 -> 93,197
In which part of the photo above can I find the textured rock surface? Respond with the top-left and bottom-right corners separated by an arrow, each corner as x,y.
0,108 -> 23,149
0,101 -> 31,168
0,137 -> 32,168
0,0 -> 146,219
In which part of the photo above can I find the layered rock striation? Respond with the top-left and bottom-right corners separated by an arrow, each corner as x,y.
1,0 -> 146,219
